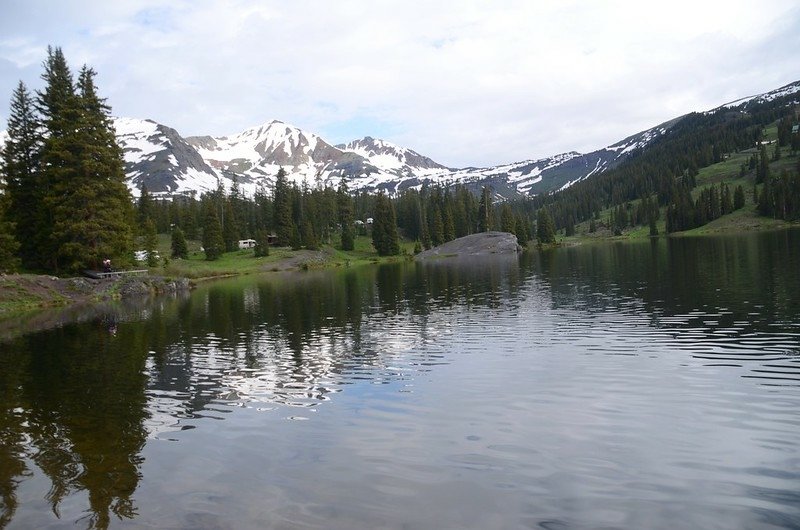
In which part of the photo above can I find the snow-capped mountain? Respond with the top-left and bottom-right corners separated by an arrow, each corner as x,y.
185,121 -> 457,194
443,120 -> 676,196
340,136 -> 449,175
0,116 -> 690,199
114,117 -> 219,197
186,120 -> 367,187
2,79 -> 798,199
719,79 -> 800,110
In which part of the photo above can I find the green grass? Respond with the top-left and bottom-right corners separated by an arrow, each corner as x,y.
675,204 -> 792,236
147,235 -> 415,280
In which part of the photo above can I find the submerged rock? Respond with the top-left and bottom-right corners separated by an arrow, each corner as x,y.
415,231 -> 521,260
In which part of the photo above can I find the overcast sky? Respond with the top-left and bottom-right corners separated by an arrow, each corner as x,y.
1,0 -> 798,167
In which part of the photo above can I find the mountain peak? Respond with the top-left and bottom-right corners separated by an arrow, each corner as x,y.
342,136 -> 448,174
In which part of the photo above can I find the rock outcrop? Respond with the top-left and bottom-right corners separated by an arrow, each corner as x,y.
415,231 -> 521,261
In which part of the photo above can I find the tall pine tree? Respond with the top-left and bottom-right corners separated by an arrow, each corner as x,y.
44,65 -> 134,272
372,192 -> 400,256
202,202 -> 224,260
273,167 -> 293,246
536,209 -> 556,244
1,81 -> 40,268
478,186 -> 493,232
337,179 -> 355,251
170,226 -> 188,259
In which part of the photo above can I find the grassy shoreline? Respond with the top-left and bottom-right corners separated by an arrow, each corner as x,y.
557,204 -> 798,247
157,235 -> 416,281
0,236 -> 415,317
2,218 -> 796,318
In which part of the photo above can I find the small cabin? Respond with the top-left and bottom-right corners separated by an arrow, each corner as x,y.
238,239 -> 256,249
792,124 -> 799,134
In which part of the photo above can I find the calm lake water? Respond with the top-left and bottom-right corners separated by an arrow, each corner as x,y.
1,230 -> 799,529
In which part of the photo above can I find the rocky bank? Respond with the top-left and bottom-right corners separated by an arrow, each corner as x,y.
0,274 -> 191,315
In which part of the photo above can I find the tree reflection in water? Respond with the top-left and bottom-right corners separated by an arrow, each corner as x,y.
0,257 -> 523,528
3,230 -> 796,528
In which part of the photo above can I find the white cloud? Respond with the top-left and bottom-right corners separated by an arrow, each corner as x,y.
0,0 -> 798,167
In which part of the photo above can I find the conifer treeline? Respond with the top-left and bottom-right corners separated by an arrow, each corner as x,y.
530,92 -> 800,233
136,178 -> 534,262
0,47 -> 134,273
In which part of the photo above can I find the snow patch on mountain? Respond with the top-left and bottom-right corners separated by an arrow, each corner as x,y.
720,80 -> 800,110
187,120 -> 355,188
340,136 -> 449,177
114,117 -> 221,197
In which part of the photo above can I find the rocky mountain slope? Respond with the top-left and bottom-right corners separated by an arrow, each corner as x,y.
2,80 -> 798,199
111,115 -> 676,199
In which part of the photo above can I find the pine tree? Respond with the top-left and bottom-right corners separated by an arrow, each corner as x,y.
337,179 -> 355,251
430,209 -> 445,246
648,211 -> 658,236
273,167 -> 293,246
758,176 -> 773,217
515,213 -> 530,243
254,229 -> 270,257
171,226 -> 188,259
0,194 -> 20,272
302,220 -> 318,250
223,197 -> 240,252
1,81 -> 41,268
443,199 -> 456,242
500,204 -> 516,234
536,208 -> 556,244
137,184 -> 154,228
565,216 -> 575,237
733,185 -> 745,210
143,218 -> 159,267
478,186 -> 493,232
289,225 -> 302,251
756,145 -> 770,184
372,192 -> 400,256
720,183 -> 733,215
202,203 -> 224,260
42,62 -> 134,272
419,209 -> 432,249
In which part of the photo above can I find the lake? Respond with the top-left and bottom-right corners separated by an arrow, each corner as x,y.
1,230 -> 799,529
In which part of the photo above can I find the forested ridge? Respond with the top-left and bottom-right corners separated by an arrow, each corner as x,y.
530,89 -> 800,235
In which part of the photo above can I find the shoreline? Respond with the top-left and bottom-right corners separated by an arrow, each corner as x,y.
3,222 -> 797,318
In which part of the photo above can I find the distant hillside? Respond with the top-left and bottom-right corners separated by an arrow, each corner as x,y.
531,80 -> 800,231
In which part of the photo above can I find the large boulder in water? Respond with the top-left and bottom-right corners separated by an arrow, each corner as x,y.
416,231 -> 521,260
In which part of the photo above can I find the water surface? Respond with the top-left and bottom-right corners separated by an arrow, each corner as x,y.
1,230 -> 799,529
